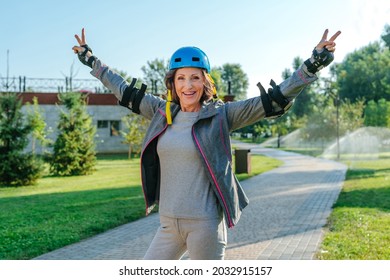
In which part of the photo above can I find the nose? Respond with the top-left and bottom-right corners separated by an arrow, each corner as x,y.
185,78 -> 193,89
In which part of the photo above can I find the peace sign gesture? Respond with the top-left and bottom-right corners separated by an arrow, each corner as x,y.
72,28 -> 96,68
315,29 -> 341,53
72,28 -> 90,55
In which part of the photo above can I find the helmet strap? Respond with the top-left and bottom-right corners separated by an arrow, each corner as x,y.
166,89 -> 173,125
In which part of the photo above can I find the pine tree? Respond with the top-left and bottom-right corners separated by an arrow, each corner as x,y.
50,92 -> 96,176
25,96 -> 52,155
0,93 -> 43,186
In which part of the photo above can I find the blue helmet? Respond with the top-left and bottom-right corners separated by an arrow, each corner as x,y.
169,46 -> 210,73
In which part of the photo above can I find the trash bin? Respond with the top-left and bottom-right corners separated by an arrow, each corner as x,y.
235,149 -> 251,174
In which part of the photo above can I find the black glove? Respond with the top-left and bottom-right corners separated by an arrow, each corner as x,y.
77,44 -> 96,68
304,48 -> 334,74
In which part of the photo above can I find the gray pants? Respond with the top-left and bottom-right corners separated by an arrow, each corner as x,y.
144,215 -> 227,260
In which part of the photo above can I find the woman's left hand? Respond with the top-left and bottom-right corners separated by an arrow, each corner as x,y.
315,29 -> 341,53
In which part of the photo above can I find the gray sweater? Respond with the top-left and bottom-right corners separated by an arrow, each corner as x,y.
157,111 -> 221,219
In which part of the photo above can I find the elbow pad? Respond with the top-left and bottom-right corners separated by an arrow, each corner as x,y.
118,78 -> 147,114
258,79 -> 292,119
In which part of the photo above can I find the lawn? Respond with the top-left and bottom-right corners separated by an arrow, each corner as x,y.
317,157 -> 390,259
0,153 -> 281,260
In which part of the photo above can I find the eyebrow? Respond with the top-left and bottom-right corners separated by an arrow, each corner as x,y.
176,73 -> 201,77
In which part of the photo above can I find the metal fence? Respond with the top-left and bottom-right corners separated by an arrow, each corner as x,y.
0,76 -> 109,93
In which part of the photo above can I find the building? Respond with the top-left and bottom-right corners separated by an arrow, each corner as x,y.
20,92 -> 131,154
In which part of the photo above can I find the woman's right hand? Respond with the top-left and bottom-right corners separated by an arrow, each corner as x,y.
72,28 -> 96,68
72,28 -> 91,55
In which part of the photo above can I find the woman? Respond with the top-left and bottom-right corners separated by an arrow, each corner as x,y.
72,28 -> 340,260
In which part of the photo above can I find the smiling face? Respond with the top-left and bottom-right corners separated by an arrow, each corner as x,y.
173,67 -> 205,112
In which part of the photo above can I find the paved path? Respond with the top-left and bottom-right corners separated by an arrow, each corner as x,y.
35,144 -> 347,260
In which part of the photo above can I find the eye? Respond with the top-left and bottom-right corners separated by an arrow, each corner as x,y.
192,75 -> 200,80
177,76 -> 185,80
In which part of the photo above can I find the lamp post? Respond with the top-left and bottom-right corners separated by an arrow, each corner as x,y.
335,92 -> 340,160
223,80 -> 235,102
151,80 -> 158,96
326,77 -> 340,160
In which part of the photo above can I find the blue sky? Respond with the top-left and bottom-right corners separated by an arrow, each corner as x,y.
0,0 -> 389,97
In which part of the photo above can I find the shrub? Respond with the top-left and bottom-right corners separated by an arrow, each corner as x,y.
0,93 -> 44,186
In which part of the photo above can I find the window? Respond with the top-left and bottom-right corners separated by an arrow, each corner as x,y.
97,120 -> 108,128
97,120 -> 121,137
110,120 -> 121,136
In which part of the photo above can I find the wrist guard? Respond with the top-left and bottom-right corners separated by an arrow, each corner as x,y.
304,48 -> 334,74
77,44 -> 96,68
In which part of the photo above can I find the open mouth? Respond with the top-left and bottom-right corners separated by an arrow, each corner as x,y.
182,92 -> 196,96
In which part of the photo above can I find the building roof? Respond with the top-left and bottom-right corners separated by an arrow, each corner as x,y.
18,92 -> 119,106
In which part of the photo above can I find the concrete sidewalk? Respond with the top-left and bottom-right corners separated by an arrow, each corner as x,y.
35,144 -> 347,260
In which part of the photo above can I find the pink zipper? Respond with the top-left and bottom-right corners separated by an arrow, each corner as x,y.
192,126 -> 234,228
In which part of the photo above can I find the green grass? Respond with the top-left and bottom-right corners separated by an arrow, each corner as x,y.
0,153 -> 281,260
0,154 -> 145,260
234,154 -> 281,181
317,158 -> 390,259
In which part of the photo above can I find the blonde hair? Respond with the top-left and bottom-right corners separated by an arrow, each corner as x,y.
164,69 -> 215,104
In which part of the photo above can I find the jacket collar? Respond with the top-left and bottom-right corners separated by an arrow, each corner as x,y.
171,100 -> 223,120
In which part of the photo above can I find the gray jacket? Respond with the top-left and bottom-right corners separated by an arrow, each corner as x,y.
91,59 -> 317,228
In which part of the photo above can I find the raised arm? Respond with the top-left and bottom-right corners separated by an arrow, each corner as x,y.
226,29 -> 341,130
72,28 -> 158,117
258,29 -> 341,119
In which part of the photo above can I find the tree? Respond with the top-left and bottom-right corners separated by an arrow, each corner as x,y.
381,24 -> 390,48
301,96 -> 338,145
364,98 -> 389,127
339,98 -> 365,133
302,95 -> 364,144
210,67 -> 225,98
50,92 -> 96,176
364,100 -> 377,126
141,58 -> 168,95
269,115 -> 292,148
112,68 -> 144,88
121,113 -> 150,158
378,98 -> 389,127
25,96 -> 52,155
0,93 -> 43,186
322,65 -> 365,134
336,42 -> 390,102
219,63 -> 249,100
